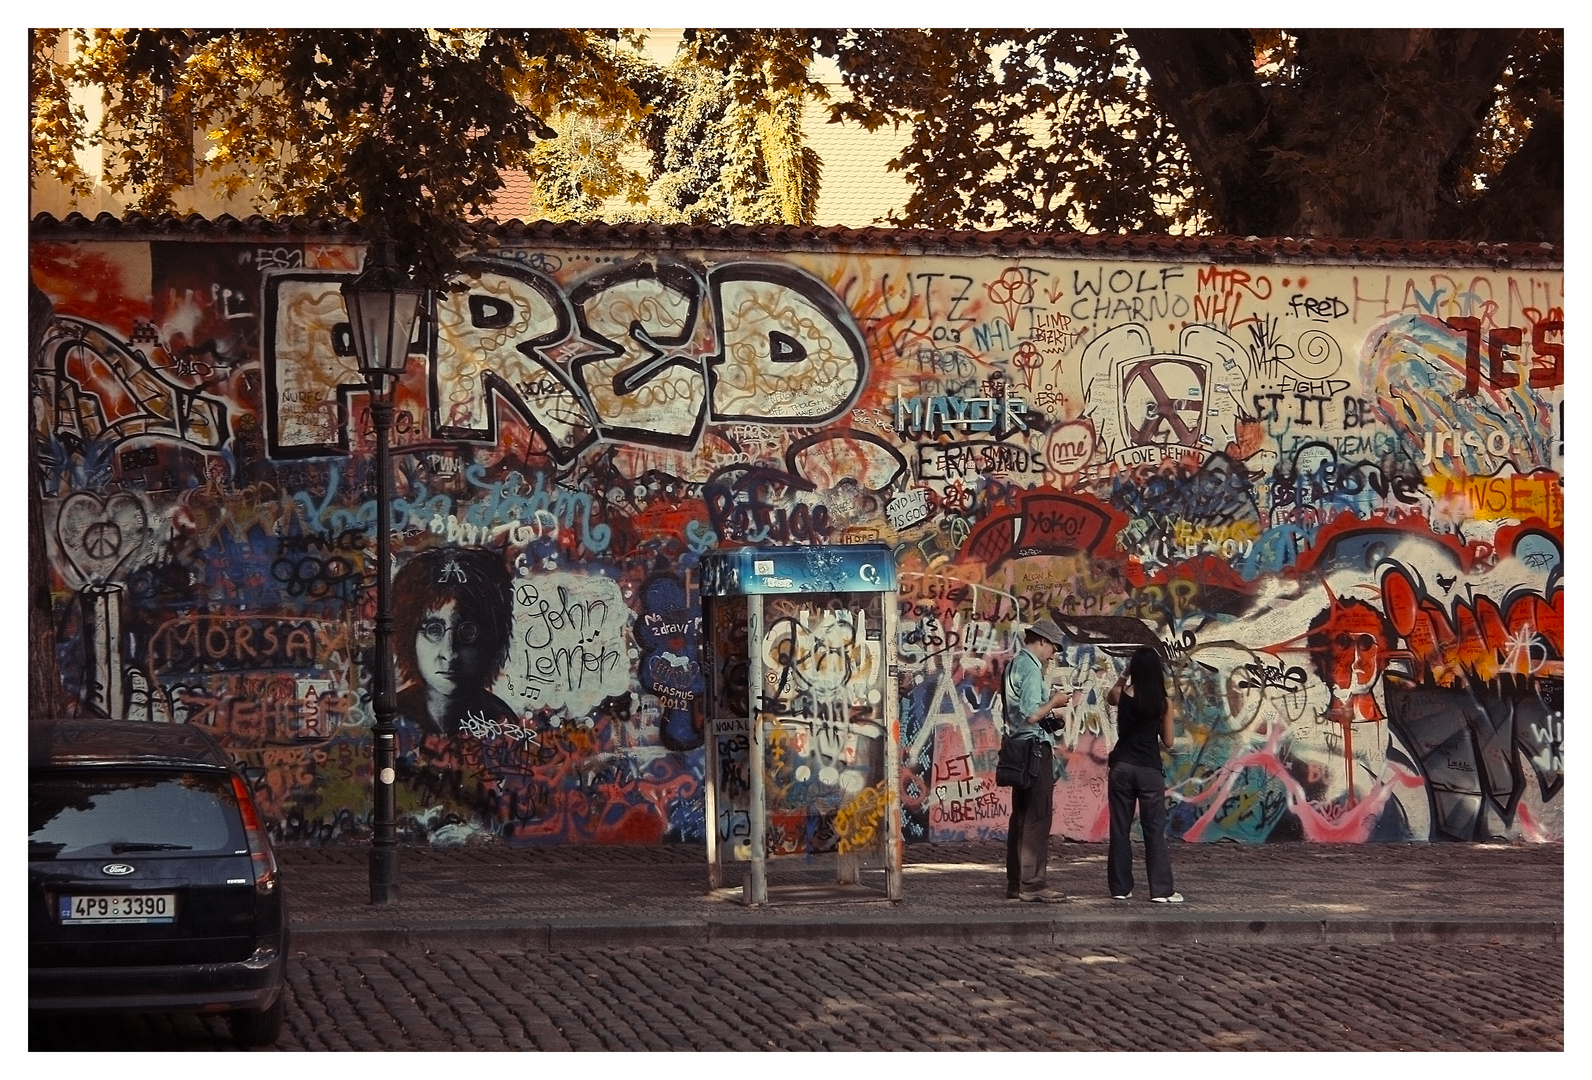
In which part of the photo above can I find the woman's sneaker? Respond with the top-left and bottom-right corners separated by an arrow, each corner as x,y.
1150,892 -> 1185,903
1111,893 -> 1132,900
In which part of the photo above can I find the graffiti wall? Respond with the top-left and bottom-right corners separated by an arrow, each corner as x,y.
30,229 -> 1564,846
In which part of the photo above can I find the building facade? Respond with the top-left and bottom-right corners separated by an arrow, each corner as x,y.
29,216 -> 1563,848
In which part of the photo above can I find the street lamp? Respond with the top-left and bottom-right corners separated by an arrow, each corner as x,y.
341,237 -> 427,905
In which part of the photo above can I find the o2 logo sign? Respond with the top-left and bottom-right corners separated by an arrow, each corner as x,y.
263,257 -> 868,463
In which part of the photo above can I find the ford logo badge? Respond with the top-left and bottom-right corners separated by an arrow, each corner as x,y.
101,863 -> 136,876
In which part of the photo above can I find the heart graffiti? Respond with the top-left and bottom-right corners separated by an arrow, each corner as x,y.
55,491 -> 150,586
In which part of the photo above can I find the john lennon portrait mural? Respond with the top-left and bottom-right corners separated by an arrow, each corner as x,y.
30,229 -> 1563,848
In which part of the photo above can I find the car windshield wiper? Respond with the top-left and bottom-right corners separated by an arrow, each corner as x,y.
110,842 -> 193,853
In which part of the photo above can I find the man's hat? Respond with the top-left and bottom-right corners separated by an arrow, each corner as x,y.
1028,618 -> 1066,646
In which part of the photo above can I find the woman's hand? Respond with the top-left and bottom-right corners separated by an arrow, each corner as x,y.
1105,673 -> 1127,707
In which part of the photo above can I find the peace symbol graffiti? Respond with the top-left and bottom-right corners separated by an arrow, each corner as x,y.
1120,357 -> 1208,447
81,520 -> 123,560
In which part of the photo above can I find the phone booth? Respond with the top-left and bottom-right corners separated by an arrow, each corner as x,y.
700,544 -> 903,905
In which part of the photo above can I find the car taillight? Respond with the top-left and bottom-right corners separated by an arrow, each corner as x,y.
231,775 -> 279,895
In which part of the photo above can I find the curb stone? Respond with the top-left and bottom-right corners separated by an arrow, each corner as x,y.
289,914 -> 1562,951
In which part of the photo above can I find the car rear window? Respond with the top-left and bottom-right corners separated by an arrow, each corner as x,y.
29,770 -> 247,860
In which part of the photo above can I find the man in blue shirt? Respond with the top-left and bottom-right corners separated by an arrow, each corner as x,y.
1003,617 -> 1071,902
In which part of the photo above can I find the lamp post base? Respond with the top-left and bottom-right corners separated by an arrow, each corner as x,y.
369,843 -> 399,904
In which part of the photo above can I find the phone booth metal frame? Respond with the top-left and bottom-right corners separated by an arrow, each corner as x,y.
700,544 -> 902,905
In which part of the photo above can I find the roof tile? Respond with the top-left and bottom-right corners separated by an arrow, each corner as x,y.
27,212 -> 1560,267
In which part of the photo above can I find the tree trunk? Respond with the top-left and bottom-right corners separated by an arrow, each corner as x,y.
1132,29 -> 1527,239
1128,28 -> 1295,237
1441,106 -> 1563,243
29,276 -> 66,718
1285,29 -> 1521,239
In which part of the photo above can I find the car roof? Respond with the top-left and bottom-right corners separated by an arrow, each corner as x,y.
29,718 -> 238,771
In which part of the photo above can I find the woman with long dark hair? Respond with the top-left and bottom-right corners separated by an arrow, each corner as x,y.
1104,646 -> 1182,902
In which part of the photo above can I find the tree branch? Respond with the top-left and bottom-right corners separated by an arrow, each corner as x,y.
1127,28 -> 1293,235
1446,106 -> 1563,243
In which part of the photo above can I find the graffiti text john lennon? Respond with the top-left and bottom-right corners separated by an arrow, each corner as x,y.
264,258 -> 868,463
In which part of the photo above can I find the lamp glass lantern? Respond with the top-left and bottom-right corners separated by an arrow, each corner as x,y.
341,240 -> 426,388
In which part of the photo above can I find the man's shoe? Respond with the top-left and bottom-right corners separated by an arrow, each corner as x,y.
1150,892 -> 1185,904
1111,893 -> 1132,900
1018,888 -> 1069,903
1006,889 -> 1021,900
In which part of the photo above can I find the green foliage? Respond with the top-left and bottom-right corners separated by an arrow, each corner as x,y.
29,31 -> 93,199
637,52 -> 819,226
810,29 -> 1211,233
31,29 -> 647,286
521,46 -> 656,222
525,110 -> 650,222
31,27 -> 1562,256
798,27 -> 1558,240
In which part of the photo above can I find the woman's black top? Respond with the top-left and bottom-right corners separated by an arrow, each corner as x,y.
1109,689 -> 1164,770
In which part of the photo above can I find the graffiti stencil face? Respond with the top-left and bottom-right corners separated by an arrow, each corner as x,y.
1082,322 -> 1248,467
32,236 -> 1563,849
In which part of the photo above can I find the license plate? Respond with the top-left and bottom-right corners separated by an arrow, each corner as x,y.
59,893 -> 176,924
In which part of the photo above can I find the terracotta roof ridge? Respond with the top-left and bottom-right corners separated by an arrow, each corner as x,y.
27,213 -> 1562,265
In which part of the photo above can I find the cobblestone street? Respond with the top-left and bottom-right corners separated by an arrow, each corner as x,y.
30,939 -> 1562,1051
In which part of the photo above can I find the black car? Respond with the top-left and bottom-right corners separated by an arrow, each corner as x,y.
29,718 -> 288,1046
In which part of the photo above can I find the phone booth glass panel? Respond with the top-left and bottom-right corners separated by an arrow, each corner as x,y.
700,544 -> 902,904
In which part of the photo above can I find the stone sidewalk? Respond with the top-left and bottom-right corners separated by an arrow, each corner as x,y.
279,839 -> 1562,951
